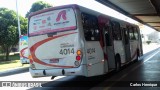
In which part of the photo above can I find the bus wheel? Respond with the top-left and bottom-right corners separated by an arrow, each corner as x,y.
31,76 -> 39,78
115,55 -> 121,71
51,76 -> 56,80
135,49 -> 140,62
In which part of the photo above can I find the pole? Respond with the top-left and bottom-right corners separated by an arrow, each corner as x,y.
16,0 -> 21,57
16,0 -> 21,37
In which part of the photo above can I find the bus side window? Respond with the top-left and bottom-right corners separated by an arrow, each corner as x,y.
112,22 -> 122,40
124,28 -> 129,44
129,27 -> 135,40
134,27 -> 139,40
132,27 -> 136,40
104,25 -> 112,46
81,12 -> 100,41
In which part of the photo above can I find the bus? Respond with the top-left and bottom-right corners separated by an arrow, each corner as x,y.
28,4 -> 143,78
20,35 -> 29,64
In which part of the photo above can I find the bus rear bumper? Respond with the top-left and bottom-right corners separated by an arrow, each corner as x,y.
29,66 -> 85,77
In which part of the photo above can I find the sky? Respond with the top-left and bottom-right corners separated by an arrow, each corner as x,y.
0,0 -> 156,34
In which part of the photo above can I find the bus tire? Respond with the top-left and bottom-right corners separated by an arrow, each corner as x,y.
115,54 -> 121,71
135,49 -> 140,62
31,76 -> 39,78
51,76 -> 56,80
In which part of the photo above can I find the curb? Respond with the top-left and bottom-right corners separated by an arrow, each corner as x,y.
139,47 -> 160,60
0,67 -> 29,77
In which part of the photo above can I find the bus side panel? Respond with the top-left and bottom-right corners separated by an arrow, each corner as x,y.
114,41 -> 126,64
85,41 -> 104,77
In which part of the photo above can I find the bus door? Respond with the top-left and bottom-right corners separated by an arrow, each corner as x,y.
123,28 -> 131,62
103,23 -> 115,70
129,27 -> 138,61
138,28 -> 143,56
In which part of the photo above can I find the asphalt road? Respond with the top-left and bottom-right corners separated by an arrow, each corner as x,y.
0,48 -> 160,90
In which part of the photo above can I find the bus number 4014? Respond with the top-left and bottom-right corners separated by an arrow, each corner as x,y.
59,48 -> 74,55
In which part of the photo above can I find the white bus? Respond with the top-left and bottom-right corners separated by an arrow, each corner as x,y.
28,4 -> 143,78
19,35 -> 29,64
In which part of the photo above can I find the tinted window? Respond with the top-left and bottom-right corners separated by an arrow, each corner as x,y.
129,27 -> 135,40
134,27 -> 139,40
112,21 -> 122,40
129,26 -> 139,40
104,24 -> 112,46
81,13 -> 100,41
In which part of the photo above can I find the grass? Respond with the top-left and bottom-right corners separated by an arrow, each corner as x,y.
0,53 -> 29,71
0,52 -> 20,60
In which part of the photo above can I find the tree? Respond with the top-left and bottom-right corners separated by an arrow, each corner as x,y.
0,8 -> 27,60
20,17 -> 28,35
26,1 -> 52,17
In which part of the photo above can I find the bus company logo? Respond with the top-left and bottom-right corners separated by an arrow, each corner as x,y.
56,10 -> 67,22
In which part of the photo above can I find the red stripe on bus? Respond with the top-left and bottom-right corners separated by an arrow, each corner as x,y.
98,15 -> 109,60
30,32 -> 77,68
20,47 -> 28,59
99,36 -> 108,60
99,39 -> 108,60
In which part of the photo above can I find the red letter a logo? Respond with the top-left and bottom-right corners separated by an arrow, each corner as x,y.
56,10 -> 67,22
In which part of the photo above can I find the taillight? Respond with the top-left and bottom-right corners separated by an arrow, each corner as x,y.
76,56 -> 81,61
75,50 -> 82,67
76,50 -> 82,61
28,55 -> 33,64
28,55 -> 36,69
28,55 -> 32,59
77,50 -> 81,55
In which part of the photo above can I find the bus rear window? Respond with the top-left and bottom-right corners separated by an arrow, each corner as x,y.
29,8 -> 77,36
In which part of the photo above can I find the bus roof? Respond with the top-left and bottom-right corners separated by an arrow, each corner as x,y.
28,4 -> 79,19
28,4 -> 139,28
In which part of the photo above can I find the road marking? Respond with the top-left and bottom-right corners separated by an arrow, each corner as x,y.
144,49 -> 160,63
103,49 -> 160,90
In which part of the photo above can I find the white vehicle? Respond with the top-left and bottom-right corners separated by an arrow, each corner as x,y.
19,35 -> 29,64
28,4 -> 143,78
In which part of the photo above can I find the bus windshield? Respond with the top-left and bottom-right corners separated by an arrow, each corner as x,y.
29,8 -> 77,36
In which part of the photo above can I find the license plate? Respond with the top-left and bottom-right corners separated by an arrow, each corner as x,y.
50,59 -> 59,63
